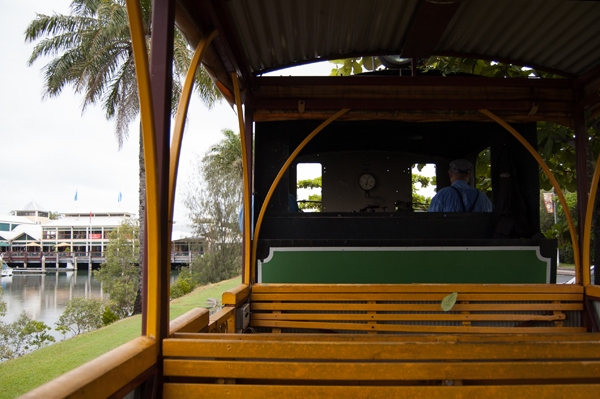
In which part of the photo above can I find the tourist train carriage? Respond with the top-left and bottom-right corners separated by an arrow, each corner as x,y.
23,1 -> 600,398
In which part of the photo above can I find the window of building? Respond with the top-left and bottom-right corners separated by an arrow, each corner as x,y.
43,230 -> 56,239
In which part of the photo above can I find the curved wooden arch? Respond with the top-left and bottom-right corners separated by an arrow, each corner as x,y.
249,109 -> 350,279
125,0 -> 160,337
479,109 -> 581,283
168,30 -> 218,224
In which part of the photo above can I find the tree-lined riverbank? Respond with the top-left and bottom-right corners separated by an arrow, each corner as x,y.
0,276 -> 241,399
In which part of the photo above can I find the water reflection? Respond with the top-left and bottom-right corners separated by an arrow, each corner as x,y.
0,270 -> 180,341
1,271 -> 102,340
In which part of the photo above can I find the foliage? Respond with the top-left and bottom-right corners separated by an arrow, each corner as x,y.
102,307 -> 119,326
297,176 -> 322,189
185,129 -> 243,285
412,164 -> 433,211
299,194 -> 323,212
475,148 -> 492,195
170,268 -> 198,299
0,311 -> 55,361
25,0 -> 221,148
49,212 -> 60,220
55,298 -> 105,338
202,129 -> 244,180
94,219 -> 139,318
542,192 -> 579,264
329,57 -> 381,76
420,57 -> 559,78
297,177 -> 322,211
0,288 -> 6,318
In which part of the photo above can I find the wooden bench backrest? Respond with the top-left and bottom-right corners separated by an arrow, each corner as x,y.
250,284 -> 584,334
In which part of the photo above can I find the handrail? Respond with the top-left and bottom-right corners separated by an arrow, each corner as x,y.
479,109 -> 581,283
18,336 -> 157,399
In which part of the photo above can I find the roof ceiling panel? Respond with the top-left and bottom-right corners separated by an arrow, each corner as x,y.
227,0 -> 419,73
438,1 -> 600,75
178,0 -> 600,78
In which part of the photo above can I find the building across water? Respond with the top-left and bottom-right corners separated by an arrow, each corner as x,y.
0,201 -> 203,269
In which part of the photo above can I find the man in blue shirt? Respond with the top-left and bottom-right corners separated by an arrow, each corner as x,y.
427,159 -> 492,213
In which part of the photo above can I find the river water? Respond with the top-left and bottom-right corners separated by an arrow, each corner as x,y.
0,269 -> 179,341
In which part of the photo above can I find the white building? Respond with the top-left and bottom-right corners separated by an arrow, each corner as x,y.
1,202 -> 203,268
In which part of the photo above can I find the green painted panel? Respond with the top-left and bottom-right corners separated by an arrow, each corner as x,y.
260,248 -> 549,284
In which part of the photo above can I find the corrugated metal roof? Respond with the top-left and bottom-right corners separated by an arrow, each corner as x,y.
438,0 -> 600,76
228,0 -> 419,73
182,0 -> 600,77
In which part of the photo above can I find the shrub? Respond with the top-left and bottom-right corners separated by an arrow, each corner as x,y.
0,311 -> 55,361
170,268 -> 197,299
102,307 -> 119,326
55,297 -> 104,338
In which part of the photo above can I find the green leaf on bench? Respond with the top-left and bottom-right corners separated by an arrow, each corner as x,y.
441,292 -> 458,311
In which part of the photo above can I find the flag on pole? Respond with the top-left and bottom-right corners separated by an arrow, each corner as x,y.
118,192 -> 122,203
74,190 -> 78,201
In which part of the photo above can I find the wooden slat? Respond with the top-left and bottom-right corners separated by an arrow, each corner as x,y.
251,293 -> 583,302
164,383 -> 600,399
251,313 -> 566,322
250,319 -> 586,334
222,284 -> 250,305
251,284 -> 584,294
163,339 -> 600,360
164,359 -> 600,381
251,303 -> 583,312
169,332 -> 600,343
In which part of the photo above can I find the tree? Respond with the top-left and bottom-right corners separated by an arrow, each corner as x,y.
55,297 -> 105,337
26,0 -> 222,314
94,218 -> 139,318
0,310 -> 55,361
297,177 -> 322,211
184,129 -> 243,285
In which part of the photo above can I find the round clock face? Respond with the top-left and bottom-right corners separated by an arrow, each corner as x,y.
359,173 -> 376,191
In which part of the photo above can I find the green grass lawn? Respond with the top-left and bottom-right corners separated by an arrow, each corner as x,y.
559,263 -> 575,268
0,276 -> 241,399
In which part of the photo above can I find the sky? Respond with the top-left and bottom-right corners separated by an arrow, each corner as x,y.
0,1 -> 329,232
0,1 -> 432,230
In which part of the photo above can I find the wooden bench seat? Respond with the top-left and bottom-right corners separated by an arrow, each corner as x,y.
162,332 -> 600,398
249,284 -> 585,334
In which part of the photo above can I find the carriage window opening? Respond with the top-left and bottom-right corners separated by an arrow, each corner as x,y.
296,163 -> 322,212
411,163 -> 436,212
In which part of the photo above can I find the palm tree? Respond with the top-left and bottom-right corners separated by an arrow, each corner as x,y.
26,0 -> 221,313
